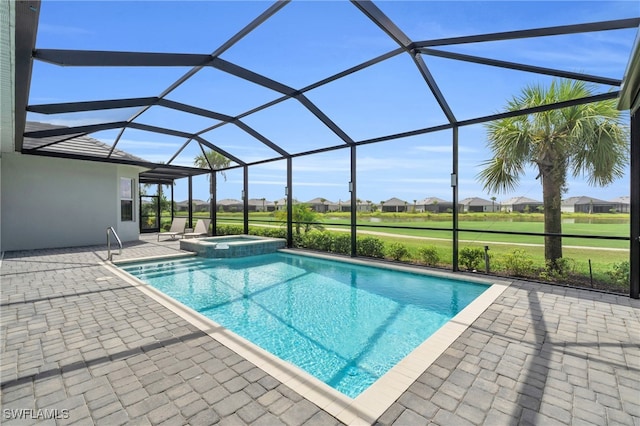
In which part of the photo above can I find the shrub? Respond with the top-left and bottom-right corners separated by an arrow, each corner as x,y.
357,236 -> 385,258
459,247 -> 484,271
607,261 -> 630,286
300,230 -> 333,252
539,257 -> 576,281
418,246 -> 439,266
332,234 -> 351,255
387,242 -> 409,261
216,224 -> 243,235
503,249 -> 534,277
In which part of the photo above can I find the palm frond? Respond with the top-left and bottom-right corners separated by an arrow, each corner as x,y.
476,157 -> 523,194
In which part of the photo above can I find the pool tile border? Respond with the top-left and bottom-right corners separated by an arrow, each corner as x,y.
105,251 -> 512,425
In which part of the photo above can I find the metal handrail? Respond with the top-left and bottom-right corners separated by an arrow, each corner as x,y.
106,226 -> 123,261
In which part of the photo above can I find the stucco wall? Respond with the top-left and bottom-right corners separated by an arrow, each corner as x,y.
1,153 -> 143,251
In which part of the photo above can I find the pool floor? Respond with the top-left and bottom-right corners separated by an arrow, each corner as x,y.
121,252 -> 489,398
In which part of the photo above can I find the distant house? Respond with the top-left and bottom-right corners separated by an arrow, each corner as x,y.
561,196 -> 617,213
381,197 -> 409,212
501,196 -> 543,213
305,197 -> 334,213
416,197 -> 453,213
217,198 -> 243,212
272,198 -> 288,211
247,198 -> 273,212
176,199 -> 208,212
610,196 -> 630,213
459,197 -> 498,213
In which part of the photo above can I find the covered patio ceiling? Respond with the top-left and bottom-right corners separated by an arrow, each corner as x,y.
12,0 -> 640,177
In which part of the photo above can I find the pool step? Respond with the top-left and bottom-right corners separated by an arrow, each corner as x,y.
123,258 -> 212,277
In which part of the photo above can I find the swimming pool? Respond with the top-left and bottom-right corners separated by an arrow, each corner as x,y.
121,252 -> 490,398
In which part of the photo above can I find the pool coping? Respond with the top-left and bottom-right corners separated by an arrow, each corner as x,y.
106,251 -> 512,425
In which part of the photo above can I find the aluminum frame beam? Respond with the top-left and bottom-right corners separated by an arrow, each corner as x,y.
415,18 -> 640,48
351,0 -> 456,124
14,0 -> 41,152
33,49 -> 212,67
418,48 -> 623,87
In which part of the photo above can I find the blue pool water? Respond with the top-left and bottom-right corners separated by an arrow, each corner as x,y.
121,253 -> 489,398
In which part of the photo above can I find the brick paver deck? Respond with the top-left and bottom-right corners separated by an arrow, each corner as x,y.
1,235 -> 638,425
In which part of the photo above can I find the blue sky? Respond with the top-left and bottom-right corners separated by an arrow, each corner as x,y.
28,1 -> 639,204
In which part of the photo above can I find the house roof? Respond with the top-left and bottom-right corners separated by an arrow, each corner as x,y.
217,198 -> 243,205
562,196 -> 612,205
247,198 -> 273,206
22,121 -> 211,184
383,197 -> 408,206
177,199 -> 208,206
502,196 -> 542,205
610,196 -> 631,204
24,121 -> 147,162
305,197 -> 335,204
418,197 -> 450,205
460,197 -> 493,206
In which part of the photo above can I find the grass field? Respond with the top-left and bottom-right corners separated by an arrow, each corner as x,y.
171,211 -> 630,292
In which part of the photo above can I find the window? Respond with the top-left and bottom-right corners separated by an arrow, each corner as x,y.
120,177 -> 134,221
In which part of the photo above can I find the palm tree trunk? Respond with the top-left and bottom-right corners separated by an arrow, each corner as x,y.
541,170 -> 563,269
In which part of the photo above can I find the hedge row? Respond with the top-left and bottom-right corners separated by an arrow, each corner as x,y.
214,226 -> 629,290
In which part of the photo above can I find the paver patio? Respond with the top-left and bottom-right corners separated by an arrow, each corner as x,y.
1,235 -> 638,425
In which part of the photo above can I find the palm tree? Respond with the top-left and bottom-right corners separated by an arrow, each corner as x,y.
194,150 -> 231,180
194,150 -> 231,212
478,79 -> 628,270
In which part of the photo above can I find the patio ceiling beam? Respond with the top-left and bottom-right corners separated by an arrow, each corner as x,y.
23,121 -> 128,138
158,100 -> 290,156
210,0 -> 291,58
24,149 -> 210,173
27,97 -> 160,114
458,91 -> 620,127
296,95 -> 355,145
112,0 -> 291,159
304,48 -> 405,92
232,121 -> 290,156
418,48 -> 623,87
156,99 -> 233,122
125,123 -> 246,165
166,139 -> 195,166
209,58 -> 356,146
193,136 -> 247,166
350,0 -> 456,124
416,18 -> 640,47
33,49 -> 213,67
350,0 -> 412,49
412,53 -> 457,124
216,91 -> 621,170
209,57 -> 297,96
127,122 -> 194,139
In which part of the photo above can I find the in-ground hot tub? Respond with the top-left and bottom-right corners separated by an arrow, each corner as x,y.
179,234 -> 286,258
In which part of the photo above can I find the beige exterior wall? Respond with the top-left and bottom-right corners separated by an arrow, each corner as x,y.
1,152 -> 144,251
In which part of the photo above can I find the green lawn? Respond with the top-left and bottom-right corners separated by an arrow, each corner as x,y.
175,211 -> 630,291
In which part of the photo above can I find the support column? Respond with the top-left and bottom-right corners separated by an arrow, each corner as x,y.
287,157 -> 293,247
170,181 -> 174,220
211,172 -> 217,236
452,126 -> 459,272
243,166 -> 249,235
188,176 -> 193,229
158,183 -> 163,230
350,145 -> 357,257
630,109 -> 639,299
